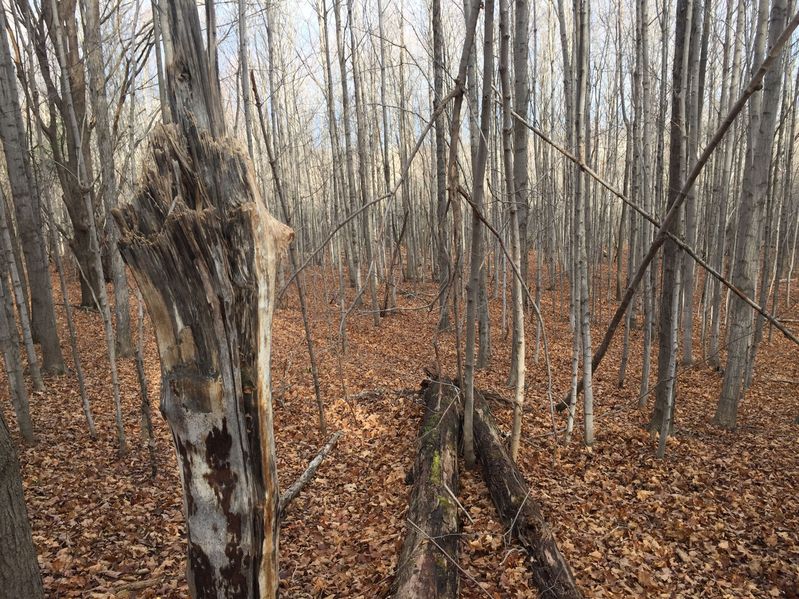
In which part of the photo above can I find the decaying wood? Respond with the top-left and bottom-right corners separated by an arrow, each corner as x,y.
116,125 -> 291,598
113,2 -> 292,596
390,380 -> 462,598
472,389 -> 583,599
279,431 -> 343,516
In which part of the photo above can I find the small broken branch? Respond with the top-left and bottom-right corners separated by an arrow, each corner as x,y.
279,431 -> 343,517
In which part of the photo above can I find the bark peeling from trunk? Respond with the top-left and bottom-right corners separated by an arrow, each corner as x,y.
115,122 -> 291,597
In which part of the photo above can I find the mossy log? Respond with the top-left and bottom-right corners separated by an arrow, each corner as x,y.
472,389 -> 583,599
389,380 -> 462,598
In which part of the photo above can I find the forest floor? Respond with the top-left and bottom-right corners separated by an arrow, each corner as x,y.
3,264 -> 799,598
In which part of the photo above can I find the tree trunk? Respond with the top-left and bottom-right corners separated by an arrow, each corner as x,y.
0,195 -> 44,395
718,0 -> 787,428
0,413 -> 44,598
0,270 -> 35,444
348,0 -> 380,325
0,4 -> 64,373
80,0 -> 133,357
463,0 -> 494,467
134,288 -> 156,478
708,0 -> 745,368
509,0 -> 530,377
650,0 -> 692,432
433,0 -> 450,330
389,380 -> 461,598
575,0 -> 594,445
114,1 -> 292,595
318,0 -> 349,349
472,390 -> 582,599
35,0 -> 102,308
679,0 -> 704,367
239,0 -> 254,158
152,0 -> 171,122
333,0 -> 363,293
48,0 -> 127,454
499,0 -> 526,461
513,0 -> 530,300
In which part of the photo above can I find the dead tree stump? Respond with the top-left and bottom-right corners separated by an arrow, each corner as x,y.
114,2 -> 292,596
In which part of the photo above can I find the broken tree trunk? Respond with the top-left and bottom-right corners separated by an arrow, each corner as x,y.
390,380 -> 462,598
472,389 -> 582,599
113,1 -> 293,596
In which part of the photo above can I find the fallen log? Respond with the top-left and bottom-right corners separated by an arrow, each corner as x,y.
390,380 -> 462,598
472,389 -> 583,599
279,431 -> 343,517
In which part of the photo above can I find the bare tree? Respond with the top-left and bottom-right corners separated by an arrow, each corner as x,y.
463,0 -> 494,467
499,0 -> 526,460
718,0 -> 788,428
48,0 -> 127,453
432,0 -> 450,331
80,0 -> 133,357
0,4 -> 63,373
650,0 -> 692,433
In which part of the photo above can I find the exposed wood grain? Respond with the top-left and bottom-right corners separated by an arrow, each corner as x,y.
113,1 -> 292,596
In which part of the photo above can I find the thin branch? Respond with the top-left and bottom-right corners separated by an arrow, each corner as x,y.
279,431 -> 343,517
509,108 -> 799,347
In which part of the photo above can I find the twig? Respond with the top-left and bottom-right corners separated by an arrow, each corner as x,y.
503,486 -> 532,545
405,518 -> 494,598
279,431 -> 343,517
443,481 -> 474,525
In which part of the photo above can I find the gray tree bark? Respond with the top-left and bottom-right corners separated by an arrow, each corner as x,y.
80,0 -> 133,357
463,0 -> 494,467
651,0 -> 692,432
718,0 -> 788,428
508,0 -> 530,380
32,0 -> 102,307
433,0 -> 450,330
0,194 -> 44,395
0,413 -> 43,598
333,0 -> 363,293
0,269 -> 35,443
0,5 -> 64,373
348,0 -> 380,325
48,0 -> 127,454
575,0 -> 594,445
499,0 -> 526,461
